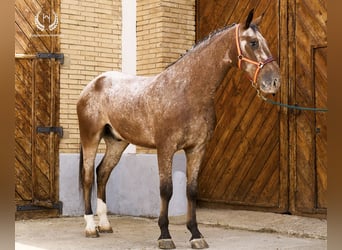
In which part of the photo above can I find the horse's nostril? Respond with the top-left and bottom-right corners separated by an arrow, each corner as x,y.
273,78 -> 279,87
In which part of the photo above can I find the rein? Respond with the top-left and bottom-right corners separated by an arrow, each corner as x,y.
235,24 -> 328,113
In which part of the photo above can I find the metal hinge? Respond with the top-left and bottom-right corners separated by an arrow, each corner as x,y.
36,52 -> 64,64
17,201 -> 63,214
36,126 -> 63,138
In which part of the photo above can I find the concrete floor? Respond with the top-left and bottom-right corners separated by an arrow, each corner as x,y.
15,208 -> 327,250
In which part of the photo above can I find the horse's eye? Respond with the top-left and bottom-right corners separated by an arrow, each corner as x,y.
250,40 -> 259,49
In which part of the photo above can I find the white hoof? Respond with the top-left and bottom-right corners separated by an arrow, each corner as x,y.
85,228 -> 99,238
97,199 -> 113,233
84,214 -> 99,238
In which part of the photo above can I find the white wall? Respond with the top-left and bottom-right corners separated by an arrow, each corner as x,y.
59,153 -> 187,217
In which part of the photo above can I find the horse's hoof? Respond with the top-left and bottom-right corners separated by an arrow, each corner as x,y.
158,238 -> 176,249
98,226 -> 113,233
85,229 -> 99,238
190,238 -> 209,249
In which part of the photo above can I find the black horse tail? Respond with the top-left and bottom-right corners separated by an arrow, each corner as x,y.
79,145 -> 83,193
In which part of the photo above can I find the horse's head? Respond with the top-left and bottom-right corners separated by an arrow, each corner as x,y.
235,9 -> 281,94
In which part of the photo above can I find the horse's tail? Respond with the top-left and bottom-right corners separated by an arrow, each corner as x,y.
79,145 -> 83,193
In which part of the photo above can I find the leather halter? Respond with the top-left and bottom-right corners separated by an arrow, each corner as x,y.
235,24 -> 275,84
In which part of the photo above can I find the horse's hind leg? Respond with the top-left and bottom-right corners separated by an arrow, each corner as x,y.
96,134 -> 128,233
81,139 -> 100,238
185,146 -> 209,249
157,147 -> 176,249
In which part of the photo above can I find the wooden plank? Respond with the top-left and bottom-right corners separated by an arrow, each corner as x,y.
314,47 -> 327,209
278,0 -> 290,213
15,58 -> 34,202
16,209 -> 60,220
231,111 -> 279,202
289,0 -> 327,216
244,145 -> 280,205
33,59 -> 54,202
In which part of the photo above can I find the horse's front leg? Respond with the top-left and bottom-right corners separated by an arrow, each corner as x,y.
185,146 -> 209,249
81,147 -> 99,238
157,148 -> 176,249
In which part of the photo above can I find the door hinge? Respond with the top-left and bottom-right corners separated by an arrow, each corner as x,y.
17,201 -> 63,214
36,52 -> 64,64
37,126 -> 63,138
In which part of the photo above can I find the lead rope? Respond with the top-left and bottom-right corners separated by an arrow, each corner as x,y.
250,80 -> 328,112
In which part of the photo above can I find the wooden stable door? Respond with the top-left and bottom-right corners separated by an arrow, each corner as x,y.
196,0 -> 327,217
288,0 -> 327,216
15,0 -> 62,219
197,0 -> 287,212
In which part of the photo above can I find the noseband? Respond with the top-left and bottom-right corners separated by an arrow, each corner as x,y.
235,24 -> 275,84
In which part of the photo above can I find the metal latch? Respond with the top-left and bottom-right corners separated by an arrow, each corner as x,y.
36,53 -> 64,64
36,126 -> 63,137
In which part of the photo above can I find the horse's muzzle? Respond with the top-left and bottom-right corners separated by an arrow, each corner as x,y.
260,77 -> 281,94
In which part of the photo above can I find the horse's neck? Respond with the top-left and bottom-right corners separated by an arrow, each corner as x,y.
160,27 -> 235,100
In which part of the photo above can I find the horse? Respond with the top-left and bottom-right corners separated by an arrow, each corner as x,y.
76,9 -> 280,249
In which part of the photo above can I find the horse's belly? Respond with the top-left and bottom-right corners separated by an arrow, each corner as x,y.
110,118 -> 156,148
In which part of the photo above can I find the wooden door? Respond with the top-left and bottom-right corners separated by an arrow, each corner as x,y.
15,0 -> 62,219
196,0 -> 288,212
288,0 -> 327,216
196,0 -> 327,217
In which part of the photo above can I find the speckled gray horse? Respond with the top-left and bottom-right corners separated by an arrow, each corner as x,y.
77,9 -> 280,249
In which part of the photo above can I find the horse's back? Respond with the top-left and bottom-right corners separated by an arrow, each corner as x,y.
80,71 -> 151,95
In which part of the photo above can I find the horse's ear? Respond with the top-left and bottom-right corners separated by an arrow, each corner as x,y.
244,9 -> 254,29
252,13 -> 265,27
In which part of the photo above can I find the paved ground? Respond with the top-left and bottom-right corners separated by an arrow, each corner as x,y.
15,208 -> 327,250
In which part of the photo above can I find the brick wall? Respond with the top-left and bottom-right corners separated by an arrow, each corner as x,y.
137,0 -> 195,76
59,0 -> 122,153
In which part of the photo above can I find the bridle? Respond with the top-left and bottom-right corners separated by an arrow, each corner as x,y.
235,24 -> 275,85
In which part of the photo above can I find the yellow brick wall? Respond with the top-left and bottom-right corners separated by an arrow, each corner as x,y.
59,0 -> 195,154
137,0 -> 195,76
59,0 -> 122,153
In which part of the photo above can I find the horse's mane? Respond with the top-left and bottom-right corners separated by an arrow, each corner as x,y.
166,23 -> 237,69
193,23 -> 237,49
